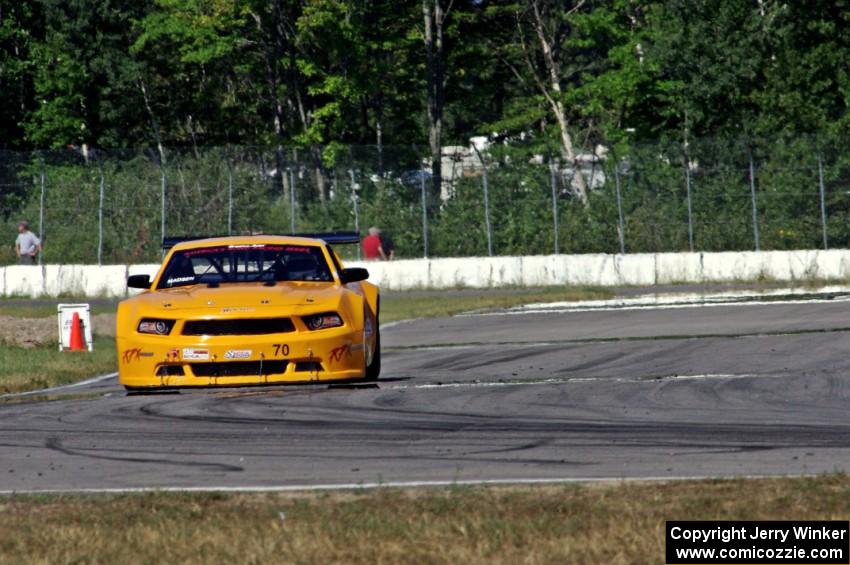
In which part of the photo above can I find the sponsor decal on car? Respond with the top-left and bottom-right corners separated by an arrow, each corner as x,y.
122,348 -> 142,363
122,349 -> 155,363
166,276 -> 195,285
221,307 -> 255,313
328,344 -> 351,363
182,348 -> 210,360
224,349 -> 252,359
184,247 -> 228,256
227,244 -> 284,251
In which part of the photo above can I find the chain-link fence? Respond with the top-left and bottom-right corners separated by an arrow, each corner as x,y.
1,136 -> 849,265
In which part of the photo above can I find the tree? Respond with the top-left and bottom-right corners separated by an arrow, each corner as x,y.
752,1 -> 850,138
509,0 -> 592,202
422,0 -> 453,205
295,0 -> 421,185
482,0 -> 658,204
650,0 -> 766,140
132,0 -> 263,146
0,1 -> 41,150
21,0 -> 154,149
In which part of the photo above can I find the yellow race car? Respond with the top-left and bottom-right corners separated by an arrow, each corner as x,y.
116,232 -> 380,391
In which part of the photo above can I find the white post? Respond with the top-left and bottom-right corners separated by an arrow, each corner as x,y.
471,144 -> 493,256
748,150 -> 760,251
39,160 -> 45,266
97,154 -> 105,265
349,169 -> 361,260
226,148 -> 234,235
818,154 -> 828,250
549,156 -> 560,254
614,165 -> 625,254
421,171 -> 429,258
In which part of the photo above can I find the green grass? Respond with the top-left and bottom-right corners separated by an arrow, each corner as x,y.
0,301 -> 117,318
0,336 -> 116,394
380,286 -> 612,323
2,476 -> 850,564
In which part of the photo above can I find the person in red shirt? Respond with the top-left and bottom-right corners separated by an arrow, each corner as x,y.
362,227 -> 387,260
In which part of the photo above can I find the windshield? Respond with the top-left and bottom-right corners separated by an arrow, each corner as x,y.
157,244 -> 334,289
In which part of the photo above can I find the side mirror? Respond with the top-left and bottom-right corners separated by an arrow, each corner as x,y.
339,268 -> 369,284
127,274 -> 151,289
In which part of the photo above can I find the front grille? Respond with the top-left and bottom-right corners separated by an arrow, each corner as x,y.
190,360 -> 288,377
182,318 -> 295,336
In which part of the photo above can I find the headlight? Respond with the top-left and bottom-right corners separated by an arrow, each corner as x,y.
137,318 -> 175,335
303,312 -> 343,330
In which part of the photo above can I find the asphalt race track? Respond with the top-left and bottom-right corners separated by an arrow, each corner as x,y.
3,291 -> 850,493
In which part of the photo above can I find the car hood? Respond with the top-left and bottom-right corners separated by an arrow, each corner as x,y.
133,283 -> 341,312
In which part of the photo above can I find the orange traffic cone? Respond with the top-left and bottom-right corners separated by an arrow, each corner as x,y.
68,312 -> 85,352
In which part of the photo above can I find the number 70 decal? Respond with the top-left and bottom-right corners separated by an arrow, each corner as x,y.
272,344 -> 290,356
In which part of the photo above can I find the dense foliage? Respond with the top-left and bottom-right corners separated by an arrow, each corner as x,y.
4,1 -> 849,153
2,1 -> 850,262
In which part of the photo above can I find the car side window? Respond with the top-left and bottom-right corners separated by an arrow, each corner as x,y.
325,244 -> 344,279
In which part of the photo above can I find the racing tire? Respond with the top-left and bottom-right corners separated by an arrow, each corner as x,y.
364,328 -> 381,381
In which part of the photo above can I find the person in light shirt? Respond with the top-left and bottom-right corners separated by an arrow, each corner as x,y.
14,220 -> 41,265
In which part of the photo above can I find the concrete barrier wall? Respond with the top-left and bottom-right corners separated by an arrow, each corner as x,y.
2,264 -> 161,298
348,249 -> 850,290
3,250 -> 850,298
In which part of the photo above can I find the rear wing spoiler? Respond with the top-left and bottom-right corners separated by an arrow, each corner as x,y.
162,231 -> 361,252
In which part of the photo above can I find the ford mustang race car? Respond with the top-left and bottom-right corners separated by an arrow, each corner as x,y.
116,232 -> 379,391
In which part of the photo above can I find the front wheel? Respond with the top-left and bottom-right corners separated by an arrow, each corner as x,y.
364,328 -> 381,381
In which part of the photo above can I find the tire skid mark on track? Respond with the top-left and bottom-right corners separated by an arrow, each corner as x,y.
385,326 -> 850,351
460,438 -> 552,456
43,436 -> 245,472
7,298 -> 850,489
135,400 -> 312,428
383,373 -> 762,390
